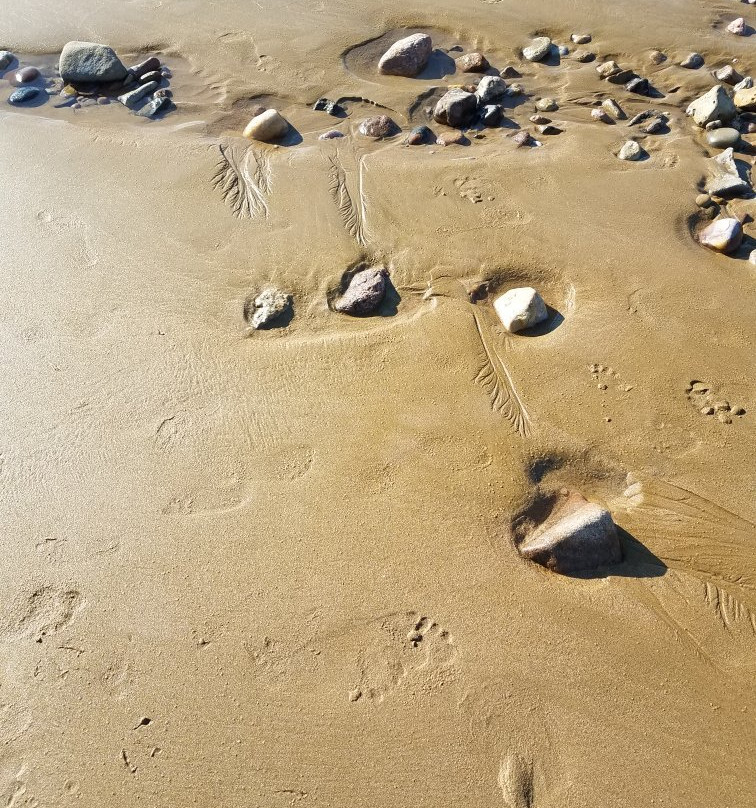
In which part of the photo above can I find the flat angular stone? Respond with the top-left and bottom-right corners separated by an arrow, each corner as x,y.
522,37 -> 551,62
493,287 -> 548,332
518,490 -> 621,575
698,217 -> 743,253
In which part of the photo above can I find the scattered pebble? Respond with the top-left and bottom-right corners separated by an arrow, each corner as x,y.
433,89 -> 477,127
480,105 -> 502,126
405,124 -> 432,144
596,60 -> 621,79
592,108 -> 612,123
695,193 -> 713,208
358,114 -> 399,138
649,50 -> 667,64
97,96 -> 109,105
602,98 -> 625,119
134,95 -> 171,118
493,287 -> 548,332
319,129 -> 345,140
522,36 -> 552,63
118,81 -> 159,109
505,83 -> 524,97
714,65 -> 742,85
475,75 -> 507,104
59,41 -> 128,83
333,267 -> 387,315
726,17 -> 746,36
314,97 -> 343,116
530,114 -> 551,124
625,77 -> 650,95
154,88 -> 172,99
243,108 -> 290,141
571,34 -> 591,44
700,406 -> 715,415
734,76 -> 753,90
686,85 -> 736,127
618,140 -> 644,161
378,33 -> 432,77
734,87 -> 756,111
681,53 -> 704,69
436,130 -> 468,146
750,249 -> 756,265
704,147 -> 750,196
129,57 -> 161,80
138,70 -> 162,85
15,66 -> 39,83
9,86 -> 40,104
246,288 -> 292,329
535,97 -> 558,112
0,51 -> 14,70
642,117 -> 666,134
510,130 -> 533,147
500,66 -> 521,79
456,52 -> 490,73
572,50 -> 595,63
537,124 -> 562,135
698,217 -> 743,253
706,127 -> 741,148
557,45 -> 569,57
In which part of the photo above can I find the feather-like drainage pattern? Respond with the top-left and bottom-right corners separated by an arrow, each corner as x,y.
472,310 -> 531,438
327,152 -> 368,246
212,143 -> 271,219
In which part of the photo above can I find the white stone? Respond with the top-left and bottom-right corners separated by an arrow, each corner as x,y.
475,75 -> 507,103
685,85 -> 736,127
571,33 -> 591,44
493,287 -> 548,332
726,17 -> 746,36
522,37 -> 551,62
243,109 -> 289,142
749,250 -> 756,266
698,218 -> 743,253
618,140 -> 644,161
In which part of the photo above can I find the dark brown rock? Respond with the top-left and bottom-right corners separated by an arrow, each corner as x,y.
456,52 -> 490,73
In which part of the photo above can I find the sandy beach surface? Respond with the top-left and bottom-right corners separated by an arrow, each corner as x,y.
1,0 -> 755,805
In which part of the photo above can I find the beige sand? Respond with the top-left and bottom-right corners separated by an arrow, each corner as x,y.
0,0 -> 754,805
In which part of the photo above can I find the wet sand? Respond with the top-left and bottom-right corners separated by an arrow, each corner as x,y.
0,0 -> 754,805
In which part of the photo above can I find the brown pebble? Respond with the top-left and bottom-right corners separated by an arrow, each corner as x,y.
500,66 -> 521,79
510,130 -> 533,147
456,52 -> 490,73
695,193 -> 712,208
649,50 -> 666,64
15,66 -> 39,83
732,406 -> 746,416
700,406 -> 714,415
530,115 -> 551,124
714,401 -> 730,412
436,130 -> 467,146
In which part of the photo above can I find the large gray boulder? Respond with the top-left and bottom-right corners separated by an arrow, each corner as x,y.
685,85 -> 736,127
433,89 -> 477,127
378,33 -> 432,77
518,490 -> 621,574
59,41 -> 128,83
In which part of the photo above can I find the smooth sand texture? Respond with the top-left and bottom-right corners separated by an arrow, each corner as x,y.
0,0 -> 755,805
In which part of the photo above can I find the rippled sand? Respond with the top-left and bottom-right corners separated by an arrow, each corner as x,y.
0,0 -> 754,805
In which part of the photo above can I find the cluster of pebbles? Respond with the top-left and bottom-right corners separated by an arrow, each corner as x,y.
2,41 -> 173,117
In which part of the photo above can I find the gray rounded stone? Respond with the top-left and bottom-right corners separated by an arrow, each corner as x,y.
59,41 -> 128,83
706,127 -> 741,148
9,86 -> 40,104
433,89 -> 477,127
358,115 -> 399,138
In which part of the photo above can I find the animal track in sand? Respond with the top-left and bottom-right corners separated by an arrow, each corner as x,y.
351,611 -> 458,703
686,380 -> 747,423
589,363 -> 635,393
0,586 -> 82,643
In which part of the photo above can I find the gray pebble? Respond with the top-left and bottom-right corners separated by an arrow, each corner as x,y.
0,51 -> 14,70
706,127 -> 741,148
9,86 -> 40,104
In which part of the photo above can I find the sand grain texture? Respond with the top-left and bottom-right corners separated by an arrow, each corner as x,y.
0,0 -> 754,805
